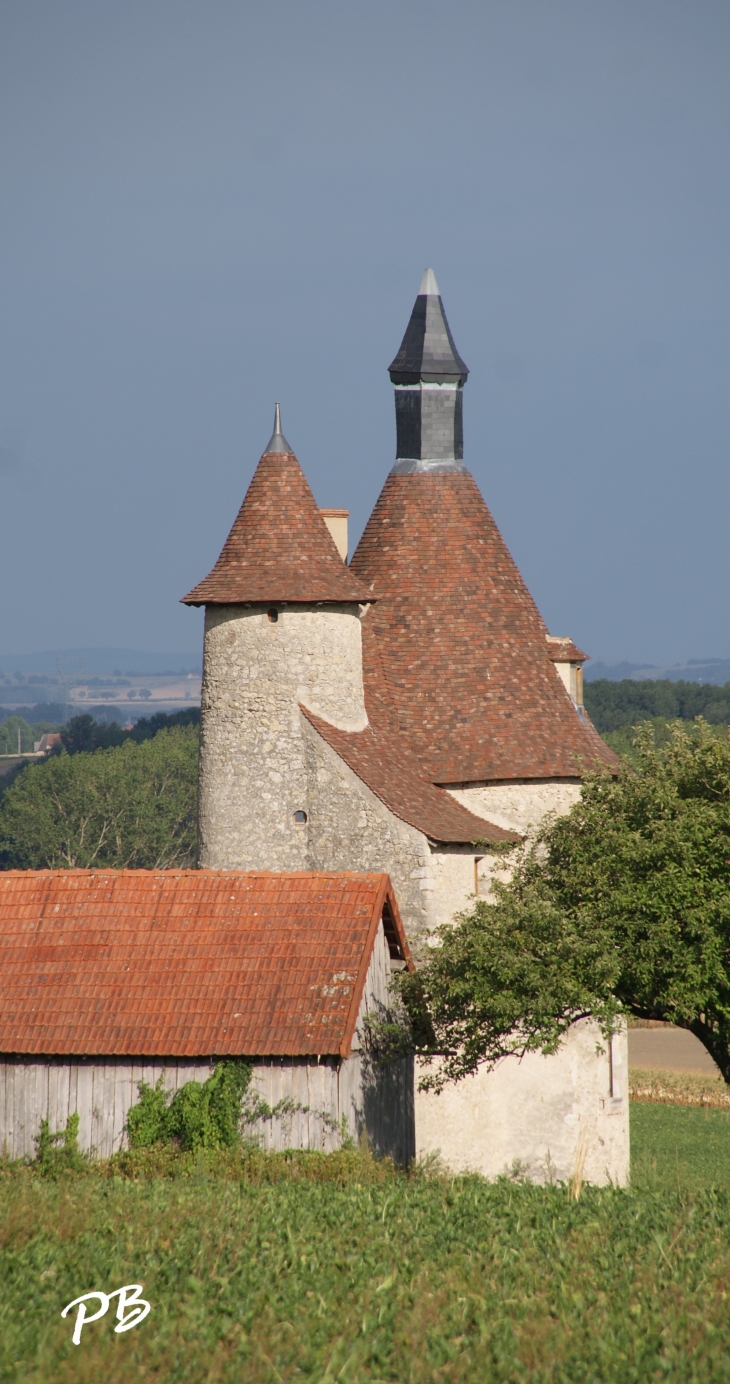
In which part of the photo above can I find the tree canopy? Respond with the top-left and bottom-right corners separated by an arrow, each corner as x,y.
0,716 -> 55,756
401,722 -> 730,1088
0,726 -> 198,870
58,708 -> 200,755
584,677 -> 730,734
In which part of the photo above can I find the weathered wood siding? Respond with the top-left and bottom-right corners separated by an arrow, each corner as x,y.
0,921 -> 415,1165
0,1058 -> 214,1161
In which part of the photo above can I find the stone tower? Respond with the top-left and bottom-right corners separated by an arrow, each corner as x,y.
182,406 -> 370,870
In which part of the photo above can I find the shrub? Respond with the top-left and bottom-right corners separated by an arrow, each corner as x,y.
34,1113 -> 86,1176
127,1061 -> 254,1152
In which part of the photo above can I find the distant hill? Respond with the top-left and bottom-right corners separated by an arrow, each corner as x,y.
0,649 -> 201,676
586,658 -> 730,686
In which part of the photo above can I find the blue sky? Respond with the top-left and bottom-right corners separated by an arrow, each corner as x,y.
1,0 -> 728,665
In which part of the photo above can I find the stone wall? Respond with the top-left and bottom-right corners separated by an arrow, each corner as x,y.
197,603 -> 628,1185
421,845 -> 483,937
303,721 -> 512,957
302,720 -> 434,957
198,603 -> 366,869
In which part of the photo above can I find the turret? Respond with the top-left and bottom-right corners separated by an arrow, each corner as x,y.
182,407 -> 370,870
388,268 -> 469,474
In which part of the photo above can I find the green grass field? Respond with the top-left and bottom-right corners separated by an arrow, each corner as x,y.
632,1102 -> 730,1192
3,1111 -> 730,1383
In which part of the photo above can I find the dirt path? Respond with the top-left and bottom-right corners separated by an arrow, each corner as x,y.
629,1027 -> 719,1075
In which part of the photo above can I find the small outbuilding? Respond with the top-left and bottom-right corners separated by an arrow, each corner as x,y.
0,868 -> 414,1163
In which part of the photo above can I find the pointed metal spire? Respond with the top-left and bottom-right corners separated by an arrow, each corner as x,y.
388,269 -> 468,385
265,402 -> 292,454
418,267 -> 440,296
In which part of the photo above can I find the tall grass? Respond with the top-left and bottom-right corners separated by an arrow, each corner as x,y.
3,1146 -> 730,1382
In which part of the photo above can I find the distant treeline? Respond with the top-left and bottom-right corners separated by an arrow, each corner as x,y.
0,708 -> 200,762
58,708 -> 201,754
584,679 -> 730,735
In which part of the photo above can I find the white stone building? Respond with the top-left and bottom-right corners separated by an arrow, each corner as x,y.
182,271 -> 629,1185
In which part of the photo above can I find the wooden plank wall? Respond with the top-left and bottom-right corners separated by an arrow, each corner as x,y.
0,921 -> 416,1165
0,1058 -> 213,1160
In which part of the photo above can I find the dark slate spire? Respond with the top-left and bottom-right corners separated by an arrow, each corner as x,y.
389,270 -> 469,385
388,270 -> 469,476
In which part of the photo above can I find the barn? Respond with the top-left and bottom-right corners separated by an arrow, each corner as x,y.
0,868 -> 415,1163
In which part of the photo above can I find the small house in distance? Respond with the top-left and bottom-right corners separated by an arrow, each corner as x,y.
33,732 -> 62,754
0,869 -> 414,1163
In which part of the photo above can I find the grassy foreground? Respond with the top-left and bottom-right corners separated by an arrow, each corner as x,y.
631,1101 -> 730,1193
3,1131 -> 730,1384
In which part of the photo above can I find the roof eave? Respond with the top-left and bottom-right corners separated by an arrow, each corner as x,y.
339,876 -> 413,1060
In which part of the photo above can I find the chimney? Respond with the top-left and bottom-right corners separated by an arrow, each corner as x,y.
546,636 -> 588,707
319,508 -> 349,562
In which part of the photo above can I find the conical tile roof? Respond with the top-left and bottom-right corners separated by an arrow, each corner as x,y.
350,469 -> 617,782
182,437 -> 369,607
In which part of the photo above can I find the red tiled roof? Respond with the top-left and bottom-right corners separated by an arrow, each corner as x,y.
350,471 -> 618,782
301,708 -> 517,845
0,870 -> 410,1059
546,637 -> 589,664
182,449 -> 369,606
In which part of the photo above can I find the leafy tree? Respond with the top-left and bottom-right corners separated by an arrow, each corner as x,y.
58,714 -> 128,754
0,717 -> 34,755
0,726 -> 198,869
401,722 -> 730,1088
584,677 -> 730,734
128,707 -> 199,742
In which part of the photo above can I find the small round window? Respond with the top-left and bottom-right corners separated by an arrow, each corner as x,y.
293,810 -> 308,825
267,607 -> 279,623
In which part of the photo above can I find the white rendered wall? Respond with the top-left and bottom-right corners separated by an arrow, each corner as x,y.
198,603 -> 366,869
446,779 -> 583,837
415,1019 -> 629,1186
421,784 -> 629,1186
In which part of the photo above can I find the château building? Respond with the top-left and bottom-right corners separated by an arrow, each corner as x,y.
181,271 -> 629,1184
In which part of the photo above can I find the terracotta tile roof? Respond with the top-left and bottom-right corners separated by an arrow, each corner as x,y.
350,471 -> 618,782
546,637 -> 589,664
182,449 -> 369,607
0,870 -> 411,1059
301,708 -> 517,846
